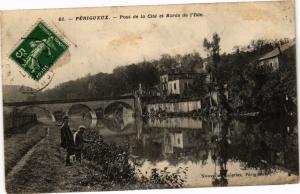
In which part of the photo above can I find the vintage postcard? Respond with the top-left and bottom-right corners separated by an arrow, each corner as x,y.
1,0 -> 298,193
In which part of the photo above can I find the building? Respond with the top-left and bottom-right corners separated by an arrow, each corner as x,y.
159,72 -> 202,96
167,78 -> 193,96
144,84 -> 161,97
257,41 -> 296,71
160,74 -> 169,96
146,99 -> 201,115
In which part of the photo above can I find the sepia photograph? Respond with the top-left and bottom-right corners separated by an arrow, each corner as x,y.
0,0 -> 299,193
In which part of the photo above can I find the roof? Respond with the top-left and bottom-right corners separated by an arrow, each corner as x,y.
160,72 -> 202,76
258,41 -> 296,61
149,84 -> 160,89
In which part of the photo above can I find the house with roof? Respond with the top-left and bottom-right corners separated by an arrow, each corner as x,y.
257,41 -> 296,71
159,72 -> 203,96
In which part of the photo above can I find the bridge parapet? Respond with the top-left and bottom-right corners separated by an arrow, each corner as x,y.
3,96 -> 136,126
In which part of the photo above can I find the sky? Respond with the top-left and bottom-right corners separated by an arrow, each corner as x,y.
1,0 -> 296,89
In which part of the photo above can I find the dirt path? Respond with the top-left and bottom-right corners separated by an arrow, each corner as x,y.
6,127 -> 50,184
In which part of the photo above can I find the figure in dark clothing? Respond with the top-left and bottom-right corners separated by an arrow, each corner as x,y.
60,116 -> 74,166
73,125 -> 91,163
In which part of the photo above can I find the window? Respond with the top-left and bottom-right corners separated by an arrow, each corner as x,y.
174,83 -> 177,90
269,62 -> 273,67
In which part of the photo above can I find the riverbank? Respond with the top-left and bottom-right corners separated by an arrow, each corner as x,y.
5,123 -> 186,193
6,124 -> 104,193
5,123 -> 47,175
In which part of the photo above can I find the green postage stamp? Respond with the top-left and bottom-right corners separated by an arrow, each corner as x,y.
10,21 -> 68,80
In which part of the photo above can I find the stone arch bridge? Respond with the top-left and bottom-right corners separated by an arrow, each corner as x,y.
3,95 -> 138,124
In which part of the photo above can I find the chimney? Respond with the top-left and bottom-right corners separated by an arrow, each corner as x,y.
277,42 -> 282,55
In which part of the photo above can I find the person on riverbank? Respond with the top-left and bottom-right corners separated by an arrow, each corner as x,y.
73,125 -> 92,163
60,116 -> 75,166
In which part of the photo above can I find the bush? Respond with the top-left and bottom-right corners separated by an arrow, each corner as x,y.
137,167 -> 188,188
80,128 -> 187,189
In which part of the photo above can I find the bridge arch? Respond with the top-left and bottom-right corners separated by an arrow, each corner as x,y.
18,105 -> 55,122
67,104 -> 97,128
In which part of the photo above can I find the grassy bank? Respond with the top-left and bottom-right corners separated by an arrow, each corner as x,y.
4,123 -> 47,175
6,124 -> 187,193
5,123 -> 96,193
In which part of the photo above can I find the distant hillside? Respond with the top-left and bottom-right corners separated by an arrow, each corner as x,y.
2,85 -> 33,102
24,38 -> 291,103
25,52 -> 204,101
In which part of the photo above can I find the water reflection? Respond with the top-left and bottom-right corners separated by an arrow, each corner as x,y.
96,115 -> 299,187
99,107 -> 135,132
212,119 -> 237,186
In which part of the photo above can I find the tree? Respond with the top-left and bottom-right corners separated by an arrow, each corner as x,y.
180,52 -> 203,72
189,72 -> 208,98
203,33 -> 222,110
158,54 -> 178,72
203,33 -> 221,83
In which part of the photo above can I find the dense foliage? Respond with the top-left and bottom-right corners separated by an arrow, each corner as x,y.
227,42 -> 296,115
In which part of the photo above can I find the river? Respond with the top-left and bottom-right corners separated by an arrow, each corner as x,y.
66,110 -> 299,187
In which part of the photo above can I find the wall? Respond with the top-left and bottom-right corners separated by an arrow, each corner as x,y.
167,79 -> 194,96
146,99 -> 201,114
258,57 -> 279,70
147,117 -> 202,129
179,79 -> 194,95
167,80 -> 180,95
